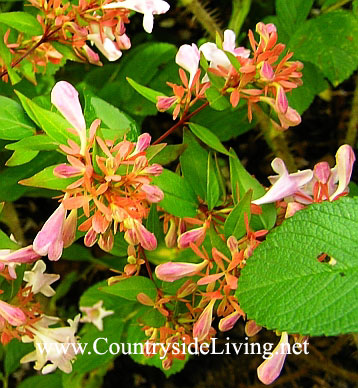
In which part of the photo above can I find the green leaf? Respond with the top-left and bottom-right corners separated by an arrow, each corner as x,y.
237,197 -> 358,336
0,96 -> 35,140
206,152 -> 220,211
6,149 -> 39,166
17,373 -> 62,388
276,0 -> 314,37
224,190 -> 252,239
15,90 -> 77,145
19,164 -> 76,190
229,149 -> 276,230
91,97 -> 138,141
288,10 -> 358,85
180,129 -> 208,200
0,12 -> 43,35
0,229 -> 19,249
150,144 -> 187,165
5,134 -> 58,151
205,86 -> 231,111
146,204 -> 164,241
152,169 -> 198,218
5,340 -> 33,375
287,61 -> 329,114
126,77 -> 167,105
189,122 -> 231,156
100,276 -> 157,301
0,152 -> 61,201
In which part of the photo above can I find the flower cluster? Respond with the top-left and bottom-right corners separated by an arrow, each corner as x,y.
157,23 -> 303,129
1,0 -> 170,82
28,81 -> 164,259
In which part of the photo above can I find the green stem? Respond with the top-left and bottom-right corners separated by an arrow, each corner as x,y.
322,0 -> 352,13
228,0 -> 252,37
344,75 -> 358,146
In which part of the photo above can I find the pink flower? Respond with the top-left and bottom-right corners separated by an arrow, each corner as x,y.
329,144 -> 356,200
260,62 -> 275,82
178,226 -> 207,249
103,0 -> 170,33
141,184 -> 164,202
257,332 -> 289,385
252,158 -> 313,205
193,299 -> 216,341
51,81 -> 87,155
0,300 -> 26,326
87,24 -> 122,62
218,311 -> 241,332
176,43 -> 200,87
33,204 -> 66,261
155,261 -> 208,282
134,133 -> 152,153
0,245 -> 40,279
133,220 -> 157,250
245,320 -> 262,337
275,87 -> 288,114
156,96 -> 177,112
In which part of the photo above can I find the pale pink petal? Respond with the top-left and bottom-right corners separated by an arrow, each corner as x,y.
218,311 -> 241,332
330,144 -> 356,200
176,44 -> 200,87
193,299 -> 216,341
155,261 -> 207,282
178,226 -> 206,249
257,332 -> 289,385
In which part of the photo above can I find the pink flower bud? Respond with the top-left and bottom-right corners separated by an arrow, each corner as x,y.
275,87 -> 288,114
278,106 -> 301,129
285,202 -> 305,218
54,164 -> 83,178
0,300 -> 26,326
245,320 -> 262,337
178,226 -> 206,249
84,228 -> 98,247
143,164 -> 163,176
124,228 -> 139,246
330,144 -> 356,200
193,299 -> 216,341
156,96 -> 177,112
313,161 -> 331,184
218,311 -> 241,332
227,236 -> 238,253
33,204 -> 66,261
116,33 -> 131,50
135,133 -> 152,153
176,43 -> 200,87
134,221 -> 157,250
98,230 -> 114,252
155,261 -> 207,282
257,332 -> 289,385
165,219 -> 177,248
83,44 -> 101,65
1,245 -> 40,263
260,62 -> 275,81
51,81 -> 86,140
141,184 -> 164,203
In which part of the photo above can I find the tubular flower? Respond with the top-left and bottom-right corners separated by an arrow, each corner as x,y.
193,298 -> 216,342
0,300 -> 27,327
80,300 -> 114,331
0,245 -> 40,279
257,332 -> 289,385
155,260 -> 208,282
23,260 -> 60,297
21,314 -> 81,374
49,81 -> 165,252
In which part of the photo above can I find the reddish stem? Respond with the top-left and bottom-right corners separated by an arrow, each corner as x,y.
0,26 -> 62,80
153,101 -> 210,145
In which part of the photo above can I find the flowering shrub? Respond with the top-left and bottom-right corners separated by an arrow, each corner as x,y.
1,0 -> 358,387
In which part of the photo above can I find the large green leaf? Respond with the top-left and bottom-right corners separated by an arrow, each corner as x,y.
0,12 -> 43,35
19,164 -> 76,190
100,276 -> 157,301
152,169 -> 198,218
0,96 -> 35,140
180,130 -> 208,201
15,91 -> 77,145
91,97 -> 139,141
276,0 -> 314,37
229,149 -> 276,230
237,198 -> 358,336
288,10 -> 358,85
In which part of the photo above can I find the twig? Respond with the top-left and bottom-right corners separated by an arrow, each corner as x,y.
153,101 -> 209,145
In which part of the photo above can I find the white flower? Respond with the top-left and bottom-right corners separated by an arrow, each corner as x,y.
103,0 -> 170,33
21,314 -> 81,374
80,300 -> 114,331
23,260 -> 60,297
